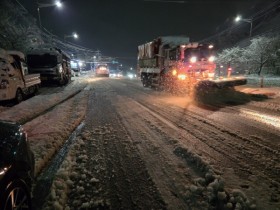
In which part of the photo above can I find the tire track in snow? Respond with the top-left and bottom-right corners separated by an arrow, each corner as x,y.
66,83 -> 167,210
106,79 -> 280,209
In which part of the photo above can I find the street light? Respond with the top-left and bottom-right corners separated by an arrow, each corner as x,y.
64,33 -> 79,41
37,1 -> 63,29
234,15 -> 253,37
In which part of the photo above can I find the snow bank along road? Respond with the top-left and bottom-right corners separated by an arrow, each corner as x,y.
0,76 -> 280,210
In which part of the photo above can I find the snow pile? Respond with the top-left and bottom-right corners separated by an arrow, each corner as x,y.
174,147 -> 256,210
42,144 -> 76,210
43,130 -> 109,210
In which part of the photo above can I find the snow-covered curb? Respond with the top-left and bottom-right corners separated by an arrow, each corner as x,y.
24,89 -> 89,176
42,131 -> 104,210
0,89 -> 83,123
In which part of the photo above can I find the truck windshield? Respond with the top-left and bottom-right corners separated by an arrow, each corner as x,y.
27,54 -> 57,68
184,47 -> 212,61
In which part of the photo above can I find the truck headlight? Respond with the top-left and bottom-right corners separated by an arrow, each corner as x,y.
190,56 -> 197,63
208,72 -> 215,78
172,69 -> 177,76
178,74 -> 187,80
0,80 -> 9,89
208,56 -> 215,62
58,65 -> 63,73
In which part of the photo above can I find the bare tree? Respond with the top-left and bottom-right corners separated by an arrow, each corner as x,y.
242,36 -> 279,75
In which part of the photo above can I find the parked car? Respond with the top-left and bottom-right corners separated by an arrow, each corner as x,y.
0,120 -> 34,210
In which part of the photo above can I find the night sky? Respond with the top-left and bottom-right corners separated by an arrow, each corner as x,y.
19,0 -> 270,67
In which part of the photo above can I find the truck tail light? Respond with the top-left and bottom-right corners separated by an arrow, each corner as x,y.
0,80 -> 9,89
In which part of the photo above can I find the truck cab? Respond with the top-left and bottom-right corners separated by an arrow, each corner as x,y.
27,47 -> 71,85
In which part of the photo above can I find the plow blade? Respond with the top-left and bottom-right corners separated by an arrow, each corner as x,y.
195,77 -> 247,91
213,77 -> 247,88
206,77 -> 247,88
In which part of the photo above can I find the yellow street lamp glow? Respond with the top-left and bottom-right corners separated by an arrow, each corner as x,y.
172,69 -> 177,76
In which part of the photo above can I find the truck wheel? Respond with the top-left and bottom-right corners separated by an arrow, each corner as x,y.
15,89 -> 24,104
58,77 -> 66,86
32,85 -> 39,96
64,76 -> 69,84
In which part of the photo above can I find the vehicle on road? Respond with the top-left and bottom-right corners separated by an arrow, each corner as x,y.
0,120 -> 34,210
110,70 -> 123,78
0,49 -> 41,103
27,47 -> 71,85
137,36 -> 247,92
127,72 -> 137,79
95,64 -> 110,77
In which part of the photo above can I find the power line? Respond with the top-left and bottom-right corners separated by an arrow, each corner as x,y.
13,0 -> 100,56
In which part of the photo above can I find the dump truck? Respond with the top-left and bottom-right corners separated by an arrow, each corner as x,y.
27,47 -> 71,85
137,36 -> 247,92
0,49 -> 41,103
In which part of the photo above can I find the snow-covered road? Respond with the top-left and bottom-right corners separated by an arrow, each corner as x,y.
0,75 -> 279,210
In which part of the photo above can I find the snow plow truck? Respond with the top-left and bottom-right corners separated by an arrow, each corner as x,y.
137,36 -> 247,93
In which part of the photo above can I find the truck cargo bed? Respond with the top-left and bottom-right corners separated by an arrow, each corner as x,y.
24,74 -> 41,88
